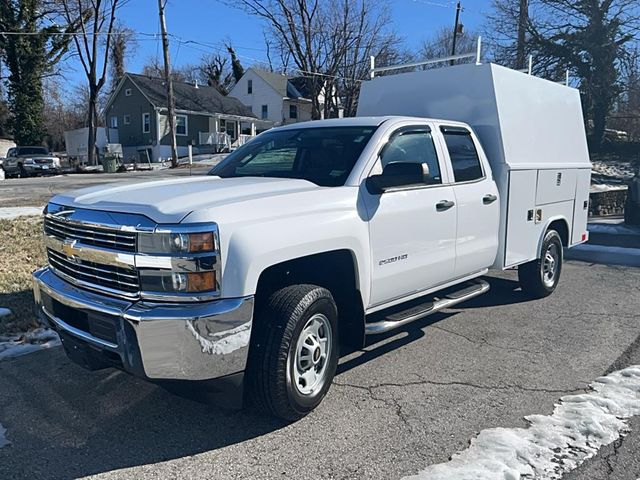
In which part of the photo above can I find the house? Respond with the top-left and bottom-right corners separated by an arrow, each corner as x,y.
104,73 -> 270,162
230,68 -> 316,126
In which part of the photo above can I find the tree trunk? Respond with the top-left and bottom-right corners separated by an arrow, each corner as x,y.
591,99 -> 608,151
87,91 -> 98,165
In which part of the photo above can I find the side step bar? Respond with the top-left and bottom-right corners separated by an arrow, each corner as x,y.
364,279 -> 490,335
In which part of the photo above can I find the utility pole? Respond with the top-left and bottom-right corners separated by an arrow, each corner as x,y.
158,0 -> 178,168
450,1 -> 462,66
515,0 -> 529,70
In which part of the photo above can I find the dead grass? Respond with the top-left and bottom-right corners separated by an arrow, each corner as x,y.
0,217 -> 47,335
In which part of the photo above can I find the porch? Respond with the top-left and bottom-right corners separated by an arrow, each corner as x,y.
198,115 -> 271,152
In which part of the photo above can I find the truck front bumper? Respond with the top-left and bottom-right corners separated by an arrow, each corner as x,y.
32,267 -> 254,382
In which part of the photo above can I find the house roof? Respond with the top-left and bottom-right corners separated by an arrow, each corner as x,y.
251,69 -> 305,99
125,73 -> 257,118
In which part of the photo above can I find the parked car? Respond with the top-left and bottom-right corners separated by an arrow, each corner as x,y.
32,63 -> 591,421
2,146 -> 61,178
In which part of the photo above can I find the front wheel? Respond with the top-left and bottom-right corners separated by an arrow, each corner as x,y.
247,284 -> 339,421
518,229 -> 563,298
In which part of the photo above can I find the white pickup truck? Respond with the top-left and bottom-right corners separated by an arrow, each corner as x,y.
32,63 -> 591,420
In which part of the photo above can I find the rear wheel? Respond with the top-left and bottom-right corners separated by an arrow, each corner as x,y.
518,229 -> 563,298
247,284 -> 339,421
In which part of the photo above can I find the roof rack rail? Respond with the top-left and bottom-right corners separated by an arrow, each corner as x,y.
369,37 -> 482,79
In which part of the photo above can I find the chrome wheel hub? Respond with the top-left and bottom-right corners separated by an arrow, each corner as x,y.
542,243 -> 559,288
293,313 -> 332,396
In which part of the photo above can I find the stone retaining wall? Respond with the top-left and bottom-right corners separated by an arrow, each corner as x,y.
589,188 -> 628,216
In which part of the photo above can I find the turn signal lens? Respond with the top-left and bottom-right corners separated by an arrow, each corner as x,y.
187,271 -> 216,292
188,232 -> 215,252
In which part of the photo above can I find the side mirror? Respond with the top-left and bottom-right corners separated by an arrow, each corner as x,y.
366,162 -> 430,194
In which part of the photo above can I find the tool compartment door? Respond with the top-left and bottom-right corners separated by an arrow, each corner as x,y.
505,169 -> 541,267
571,169 -> 591,244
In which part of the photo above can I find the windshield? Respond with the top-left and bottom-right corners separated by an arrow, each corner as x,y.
210,126 -> 377,187
17,147 -> 49,156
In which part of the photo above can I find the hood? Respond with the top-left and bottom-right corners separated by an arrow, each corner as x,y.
51,176 -> 324,223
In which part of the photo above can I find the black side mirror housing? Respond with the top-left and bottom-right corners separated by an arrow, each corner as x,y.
366,162 -> 430,194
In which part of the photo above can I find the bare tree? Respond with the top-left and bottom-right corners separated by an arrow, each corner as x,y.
61,0 -> 119,165
420,27 -> 479,68
234,0 -> 389,120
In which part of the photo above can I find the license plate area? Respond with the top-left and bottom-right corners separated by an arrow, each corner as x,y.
41,292 -> 119,346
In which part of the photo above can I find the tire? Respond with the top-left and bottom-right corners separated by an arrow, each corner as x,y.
518,229 -> 563,298
247,284 -> 339,421
18,164 -> 29,178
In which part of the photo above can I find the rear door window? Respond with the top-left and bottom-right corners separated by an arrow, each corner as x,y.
441,128 -> 484,182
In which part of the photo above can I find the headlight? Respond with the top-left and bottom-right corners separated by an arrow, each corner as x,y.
138,231 -> 215,254
52,157 -> 61,167
137,226 -> 220,298
139,270 -> 217,293
23,158 -> 35,165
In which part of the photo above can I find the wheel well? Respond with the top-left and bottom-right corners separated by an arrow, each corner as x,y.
547,219 -> 570,246
254,250 -> 365,349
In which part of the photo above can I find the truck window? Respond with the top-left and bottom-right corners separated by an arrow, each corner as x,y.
380,130 -> 441,184
211,126 -> 377,187
442,130 -> 484,182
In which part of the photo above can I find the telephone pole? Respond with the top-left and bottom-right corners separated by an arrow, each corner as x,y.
158,0 -> 178,168
515,0 -> 529,70
450,1 -> 462,66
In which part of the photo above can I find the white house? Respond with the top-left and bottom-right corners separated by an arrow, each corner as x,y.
230,68 -> 316,126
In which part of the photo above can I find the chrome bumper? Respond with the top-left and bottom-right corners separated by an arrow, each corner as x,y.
32,267 -> 254,381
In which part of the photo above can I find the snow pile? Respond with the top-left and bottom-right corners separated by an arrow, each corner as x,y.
0,206 -> 44,220
403,365 -> 640,480
186,320 -> 251,355
0,328 -> 61,360
592,161 -> 636,180
0,423 -> 9,448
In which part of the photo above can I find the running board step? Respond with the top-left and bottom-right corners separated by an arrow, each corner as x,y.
365,279 -> 490,335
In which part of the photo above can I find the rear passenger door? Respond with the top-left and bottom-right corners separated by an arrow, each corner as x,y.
440,126 -> 500,276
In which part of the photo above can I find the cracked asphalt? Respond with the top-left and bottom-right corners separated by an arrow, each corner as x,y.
0,261 -> 639,479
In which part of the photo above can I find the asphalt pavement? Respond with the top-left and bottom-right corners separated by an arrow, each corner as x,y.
1,262 -> 639,479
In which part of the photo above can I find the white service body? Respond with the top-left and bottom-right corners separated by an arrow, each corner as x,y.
357,62 -> 591,269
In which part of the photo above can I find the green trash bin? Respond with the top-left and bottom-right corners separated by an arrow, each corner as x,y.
102,155 -> 118,173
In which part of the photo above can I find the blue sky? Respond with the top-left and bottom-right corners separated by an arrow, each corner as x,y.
62,0 -> 491,87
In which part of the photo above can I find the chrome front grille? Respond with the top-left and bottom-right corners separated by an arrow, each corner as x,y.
44,216 -> 136,252
47,248 -> 140,294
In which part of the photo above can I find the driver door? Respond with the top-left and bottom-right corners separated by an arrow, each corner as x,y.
361,125 -> 457,308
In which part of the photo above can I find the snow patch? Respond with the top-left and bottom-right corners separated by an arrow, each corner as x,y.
588,223 -> 640,235
0,328 -> 61,360
0,206 -> 44,220
0,423 -> 9,448
186,320 -> 251,355
403,366 -> 640,480
565,243 -> 640,267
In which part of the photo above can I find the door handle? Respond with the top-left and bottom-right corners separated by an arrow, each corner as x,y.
483,194 -> 498,204
436,200 -> 455,211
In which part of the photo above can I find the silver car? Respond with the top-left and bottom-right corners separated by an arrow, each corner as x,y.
3,146 -> 61,178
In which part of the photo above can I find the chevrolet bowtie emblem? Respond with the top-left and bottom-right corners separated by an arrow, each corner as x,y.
62,239 -> 80,260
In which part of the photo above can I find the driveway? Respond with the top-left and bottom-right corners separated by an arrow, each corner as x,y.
0,167 -> 210,207
1,262 -> 639,479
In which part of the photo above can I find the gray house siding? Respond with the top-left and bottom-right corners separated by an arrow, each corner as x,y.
158,112 -> 210,147
105,77 -> 157,149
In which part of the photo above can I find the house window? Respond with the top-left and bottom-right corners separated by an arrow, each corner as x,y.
110,116 -> 118,128
125,88 -> 132,96
289,104 -> 298,119
142,113 -> 150,133
261,105 -> 268,120
123,114 -> 131,125
247,79 -> 253,94
176,115 -> 187,136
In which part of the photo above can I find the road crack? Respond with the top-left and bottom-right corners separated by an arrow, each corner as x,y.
430,324 -> 544,355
